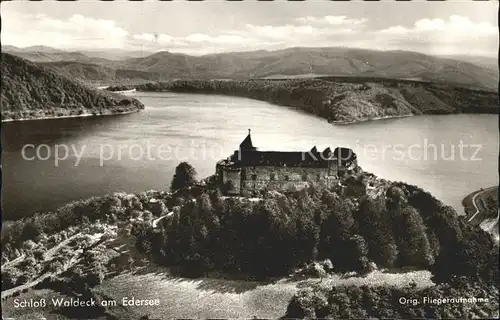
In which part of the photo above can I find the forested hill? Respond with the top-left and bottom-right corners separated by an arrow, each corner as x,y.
38,61 -> 163,85
5,46 -> 498,90
1,53 -> 144,121
123,48 -> 499,90
136,79 -> 499,124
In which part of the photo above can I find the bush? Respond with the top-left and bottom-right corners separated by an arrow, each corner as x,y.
15,274 -> 31,286
295,262 -> 327,278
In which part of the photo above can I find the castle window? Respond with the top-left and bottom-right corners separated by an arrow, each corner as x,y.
252,174 -> 257,181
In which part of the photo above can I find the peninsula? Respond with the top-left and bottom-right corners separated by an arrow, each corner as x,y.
135,78 -> 498,124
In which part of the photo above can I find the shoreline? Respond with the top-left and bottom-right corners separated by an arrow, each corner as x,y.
330,114 -> 414,125
136,89 -> 416,125
1,109 -> 142,123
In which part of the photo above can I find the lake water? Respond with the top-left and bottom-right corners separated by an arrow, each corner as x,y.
2,92 -> 498,220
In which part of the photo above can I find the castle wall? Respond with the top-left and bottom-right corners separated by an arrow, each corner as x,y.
240,165 -> 338,194
221,167 -> 241,195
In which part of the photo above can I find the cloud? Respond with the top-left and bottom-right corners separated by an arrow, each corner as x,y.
130,32 -> 259,54
377,15 -> 498,55
185,34 -> 248,45
132,33 -> 183,46
379,26 -> 411,35
123,15 -> 364,53
240,15 -> 364,41
244,24 -> 315,39
380,15 -> 497,36
236,15 -> 497,56
67,14 -> 128,38
2,11 -> 129,49
134,33 -> 171,43
2,9 -> 496,57
296,16 -> 367,26
243,23 -> 357,43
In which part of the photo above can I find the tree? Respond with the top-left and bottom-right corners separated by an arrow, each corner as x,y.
356,197 -> 398,268
392,206 -> 433,267
431,227 -> 496,284
2,269 -> 18,290
171,162 -> 197,192
86,261 -> 106,287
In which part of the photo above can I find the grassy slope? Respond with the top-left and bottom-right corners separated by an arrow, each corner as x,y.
1,53 -> 145,121
98,269 -> 432,319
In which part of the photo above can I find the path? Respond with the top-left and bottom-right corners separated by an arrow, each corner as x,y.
1,233 -> 104,300
1,254 -> 80,300
467,186 -> 498,223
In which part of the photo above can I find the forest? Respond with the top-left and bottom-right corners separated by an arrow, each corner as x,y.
1,53 -> 144,121
2,163 -> 498,319
129,172 -> 498,284
284,279 -> 499,319
2,163 -> 497,285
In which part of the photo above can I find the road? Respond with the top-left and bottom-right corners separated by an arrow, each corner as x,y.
467,186 -> 498,224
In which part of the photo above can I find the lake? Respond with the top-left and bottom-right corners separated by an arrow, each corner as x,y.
2,91 -> 498,220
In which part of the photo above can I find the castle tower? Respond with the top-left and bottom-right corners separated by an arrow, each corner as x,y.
240,129 -> 256,151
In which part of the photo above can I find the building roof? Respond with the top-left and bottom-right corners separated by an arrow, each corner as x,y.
333,147 -> 357,162
232,149 -> 337,167
239,129 -> 256,150
230,130 -> 356,168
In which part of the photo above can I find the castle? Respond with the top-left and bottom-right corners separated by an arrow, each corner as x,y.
215,130 -> 358,195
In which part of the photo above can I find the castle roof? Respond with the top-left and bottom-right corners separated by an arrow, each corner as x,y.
239,129 -> 256,150
333,147 -> 357,162
228,131 -> 356,168
238,150 -> 327,167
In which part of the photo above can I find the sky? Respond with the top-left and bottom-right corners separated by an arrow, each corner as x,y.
1,1 -> 498,57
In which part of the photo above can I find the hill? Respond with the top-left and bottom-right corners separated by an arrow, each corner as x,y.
2,45 -> 114,65
0,53 -> 145,121
2,167 -> 498,318
118,47 -> 498,90
136,78 -> 499,123
39,61 -> 164,85
2,45 -> 154,61
4,46 -> 498,90
78,49 -> 154,61
438,54 -> 498,70
3,51 -> 113,65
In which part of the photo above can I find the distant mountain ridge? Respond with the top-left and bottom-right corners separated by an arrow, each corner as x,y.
2,45 -> 498,90
1,53 -> 144,121
38,61 -> 163,85
437,54 -> 498,70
